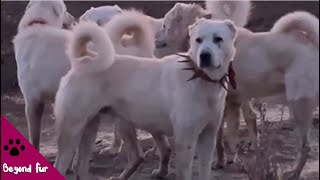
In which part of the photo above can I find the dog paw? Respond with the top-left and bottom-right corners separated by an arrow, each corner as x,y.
4,139 -> 25,156
151,169 -> 168,179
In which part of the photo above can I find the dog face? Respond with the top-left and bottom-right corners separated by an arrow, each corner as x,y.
154,3 -> 208,58
79,5 -> 123,26
19,0 -> 72,30
189,18 -> 237,72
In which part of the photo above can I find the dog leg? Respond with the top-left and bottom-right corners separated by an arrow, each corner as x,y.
144,142 -> 159,158
73,116 -> 100,180
151,134 -> 171,179
108,120 -> 143,180
212,122 -> 225,169
283,97 -> 315,180
198,126 -> 216,180
25,98 -> 45,151
224,101 -> 241,164
54,116 -> 85,178
242,101 -> 258,151
174,129 -> 197,180
100,123 -> 123,155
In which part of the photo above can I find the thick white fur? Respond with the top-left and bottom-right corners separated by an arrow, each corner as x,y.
103,10 -> 156,57
154,0 -> 255,166
13,3 -> 153,154
54,19 -> 237,180
17,0 -> 74,32
154,1 -> 250,58
271,11 -> 319,47
206,0 -> 251,27
79,5 -> 122,26
154,3 -> 207,57
67,21 -> 115,73
154,3 -> 319,177
227,11 -> 318,178
13,0 -> 73,151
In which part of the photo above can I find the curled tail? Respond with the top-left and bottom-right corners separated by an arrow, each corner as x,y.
67,21 -> 115,72
271,11 -> 319,48
205,0 -> 251,27
104,9 -> 155,57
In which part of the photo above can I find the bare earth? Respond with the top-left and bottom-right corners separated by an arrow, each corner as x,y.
1,95 -> 318,180
1,1 -> 319,180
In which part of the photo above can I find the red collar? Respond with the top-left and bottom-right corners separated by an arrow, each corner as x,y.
176,53 -> 237,91
27,19 -> 47,27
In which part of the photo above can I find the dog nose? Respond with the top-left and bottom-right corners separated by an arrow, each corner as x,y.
155,40 -> 167,48
199,52 -> 212,68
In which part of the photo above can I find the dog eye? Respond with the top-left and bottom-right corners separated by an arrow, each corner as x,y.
195,38 -> 202,43
163,24 -> 166,29
213,36 -> 223,43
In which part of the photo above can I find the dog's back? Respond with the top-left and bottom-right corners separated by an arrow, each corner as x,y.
13,26 -> 71,99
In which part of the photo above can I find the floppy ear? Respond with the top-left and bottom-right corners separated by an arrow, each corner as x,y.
224,20 -> 237,39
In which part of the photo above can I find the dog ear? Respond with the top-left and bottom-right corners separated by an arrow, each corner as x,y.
26,0 -> 35,10
224,20 -> 237,39
50,1 -> 65,18
188,21 -> 197,34
114,5 -> 122,12
172,3 -> 183,17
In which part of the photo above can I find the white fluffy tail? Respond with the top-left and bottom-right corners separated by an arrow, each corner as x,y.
205,0 -> 251,27
271,11 -> 319,47
67,21 -> 114,72
104,9 -> 155,57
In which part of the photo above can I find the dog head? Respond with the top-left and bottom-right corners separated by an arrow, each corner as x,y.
79,5 -> 123,26
154,3 -> 210,58
18,0 -> 74,31
188,18 -> 237,76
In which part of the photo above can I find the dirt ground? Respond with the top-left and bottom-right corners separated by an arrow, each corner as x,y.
1,1 -> 319,180
1,95 -> 319,180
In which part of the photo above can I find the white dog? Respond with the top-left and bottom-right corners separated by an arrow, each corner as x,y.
233,12 -> 318,178
54,18 -> 238,180
154,0 -> 256,166
103,10 -> 156,58
13,0 -> 154,155
154,1 -> 250,58
156,1 -> 319,178
79,6 -> 165,155
82,9 -> 160,155
79,5 -> 123,26
13,0 -> 75,151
